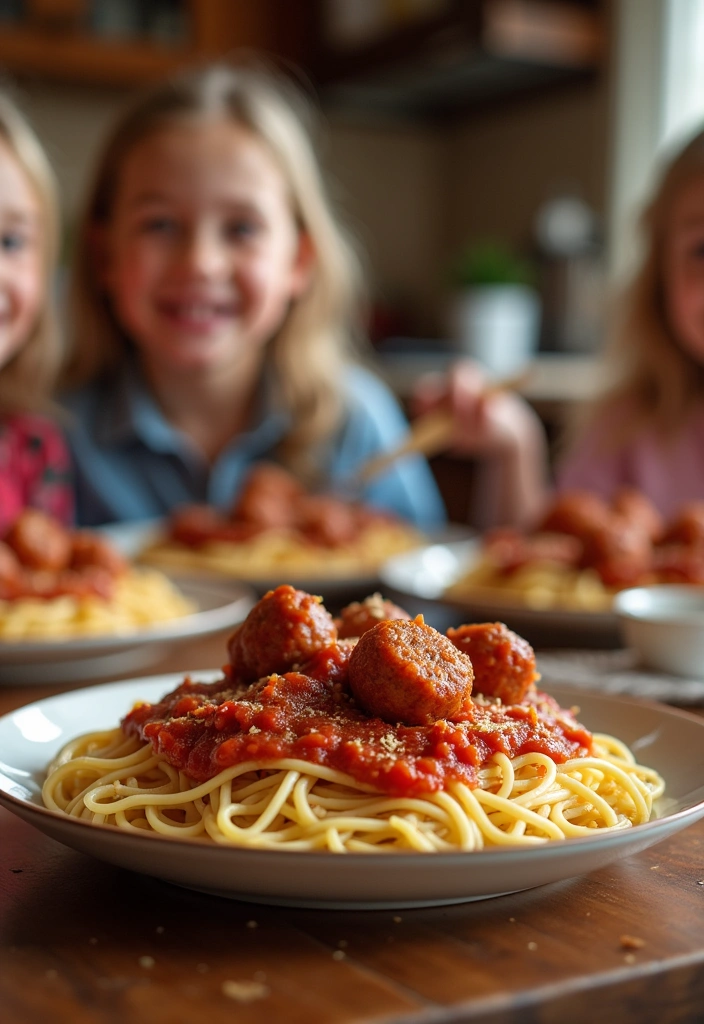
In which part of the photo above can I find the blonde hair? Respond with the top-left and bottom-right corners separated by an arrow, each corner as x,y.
570,127 -> 704,453
65,59 -> 365,478
0,91 -> 61,415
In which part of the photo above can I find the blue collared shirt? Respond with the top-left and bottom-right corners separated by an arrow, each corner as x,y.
61,361 -> 447,529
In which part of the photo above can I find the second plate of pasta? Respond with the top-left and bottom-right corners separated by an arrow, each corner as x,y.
0,578 -> 255,684
380,540 -> 619,641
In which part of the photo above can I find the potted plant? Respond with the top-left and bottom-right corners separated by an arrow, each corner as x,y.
448,240 -> 541,378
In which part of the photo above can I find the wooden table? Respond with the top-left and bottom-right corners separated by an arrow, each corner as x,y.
2,631 -> 704,1024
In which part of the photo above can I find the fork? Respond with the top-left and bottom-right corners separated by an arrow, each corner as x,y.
342,368 -> 531,493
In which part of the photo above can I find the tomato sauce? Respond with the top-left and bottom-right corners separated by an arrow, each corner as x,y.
123,665 -> 592,799
0,569 -> 116,602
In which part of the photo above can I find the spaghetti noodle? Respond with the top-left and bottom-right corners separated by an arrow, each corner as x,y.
0,509 -> 195,640
42,719 -> 663,852
0,567 -> 196,640
143,518 -> 421,582
42,586 -> 664,853
446,557 -> 613,612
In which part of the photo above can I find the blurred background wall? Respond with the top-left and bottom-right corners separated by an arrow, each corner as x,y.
4,0 -> 701,352
0,0 -> 612,340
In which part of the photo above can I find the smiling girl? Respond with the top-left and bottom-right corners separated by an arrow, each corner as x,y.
61,61 -> 445,529
0,93 -> 72,532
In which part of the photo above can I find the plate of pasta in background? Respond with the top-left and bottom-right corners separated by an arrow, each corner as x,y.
102,463 -> 431,598
379,537 -> 620,644
0,509 -> 255,684
380,489 -> 704,643
1,584 -> 703,909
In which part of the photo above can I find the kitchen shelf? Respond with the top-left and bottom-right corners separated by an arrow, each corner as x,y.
0,0 -> 302,88
0,27 -> 189,86
313,0 -> 605,120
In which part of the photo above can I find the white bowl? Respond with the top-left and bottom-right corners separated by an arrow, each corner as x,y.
614,585 -> 704,678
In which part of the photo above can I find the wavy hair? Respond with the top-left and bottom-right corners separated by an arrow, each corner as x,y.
64,59 -> 365,478
0,91 -> 60,415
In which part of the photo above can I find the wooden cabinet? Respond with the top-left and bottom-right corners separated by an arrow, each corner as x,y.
310,0 -> 605,120
0,0 -> 311,87
0,0 -> 604,105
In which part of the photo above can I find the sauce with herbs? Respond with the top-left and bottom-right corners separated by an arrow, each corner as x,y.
123,667 -> 592,798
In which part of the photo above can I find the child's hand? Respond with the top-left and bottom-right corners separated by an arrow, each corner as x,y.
410,358 -> 550,529
411,359 -> 531,457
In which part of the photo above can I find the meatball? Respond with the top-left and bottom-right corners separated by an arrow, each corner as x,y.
0,540 -> 23,585
662,502 -> 704,546
485,529 -> 583,574
539,491 -> 612,541
580,516 -> 652,585
446,622 -> 537,705
0,541 -> 25,599
335,593 -> 411,639
348,617 -> 473,725
170,504 -> 226,544
228,584 -> 338,683
653,543 -> 704,584
593,556 -> 651,589
525,532 -> 583,567
170,505 -> 261,546
26,567 -> 115,600
612,487 -> 664,543
70,532 -> 128,576
5,509 -> 72,571
482,528 -> 527,570
296,495 -> 359,547
231,463 -> 304,530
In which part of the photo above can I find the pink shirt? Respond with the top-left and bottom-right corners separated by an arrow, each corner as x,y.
0,414 -> 74,534
555,407 -> 704,519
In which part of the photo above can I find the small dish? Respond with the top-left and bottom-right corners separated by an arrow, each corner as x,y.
614,585 -> 704,678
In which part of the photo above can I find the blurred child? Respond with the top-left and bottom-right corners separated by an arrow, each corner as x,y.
61,60 -> 445,529
415,127 -> 704,529
0,93 -> 73,533
554,126 -> 704,517
411,359 -> 549,529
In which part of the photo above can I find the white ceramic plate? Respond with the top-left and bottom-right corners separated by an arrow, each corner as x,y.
100,519 -> 471,600
0,580 -> 254,685
380,539 -> 618,639
1,674 -> 703,909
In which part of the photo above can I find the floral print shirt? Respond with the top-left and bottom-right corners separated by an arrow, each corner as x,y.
0,414 -> 74,533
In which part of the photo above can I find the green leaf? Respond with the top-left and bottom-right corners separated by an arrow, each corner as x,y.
449,240 -> 535,288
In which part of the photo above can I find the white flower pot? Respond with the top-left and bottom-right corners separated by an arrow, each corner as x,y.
450,284 -> 541,378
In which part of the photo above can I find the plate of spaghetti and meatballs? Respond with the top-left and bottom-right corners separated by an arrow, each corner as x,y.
0,509 -> 255,683
2,585 -> 702,908
382,489 -> 704,638
126,463 -> 426,595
